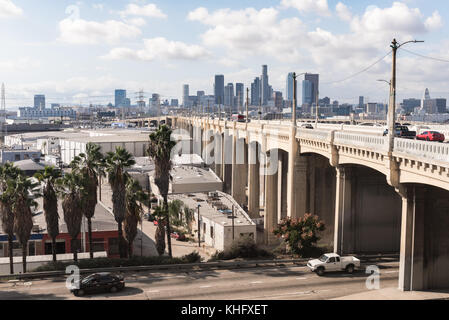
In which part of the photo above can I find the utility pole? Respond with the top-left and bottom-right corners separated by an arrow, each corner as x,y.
259,97 -> 262,122
231,205 -> 235,240
292,73 -> 297,127
197,204 -> 201,247
246,87 -> 249,123
387,38 -> 424,153
315,88 -> 319,128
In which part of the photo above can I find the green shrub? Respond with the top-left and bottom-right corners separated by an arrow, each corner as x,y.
32,253 -> 203,272
209,236 -> 274,261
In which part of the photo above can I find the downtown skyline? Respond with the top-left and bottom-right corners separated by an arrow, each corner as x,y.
1,0 -> 449,108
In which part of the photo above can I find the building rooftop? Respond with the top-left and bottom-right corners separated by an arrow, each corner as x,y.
171,166 -> 221,186
169,191 -> 255,227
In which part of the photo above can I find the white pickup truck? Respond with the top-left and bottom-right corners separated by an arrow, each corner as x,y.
307,253 -> 360,276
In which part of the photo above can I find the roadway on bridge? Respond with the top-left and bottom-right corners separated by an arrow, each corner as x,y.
0,262 -> 400,300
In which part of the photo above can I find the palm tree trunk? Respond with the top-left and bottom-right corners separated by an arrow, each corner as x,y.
128,241 -> 133,259
8,236 -> 14,274
118,221 -> 125,258
52,237 -> 57,263
71,238 -> 78,262
22,244 -> 27,273
87,217 -> 93,259
163,196 -> 172,258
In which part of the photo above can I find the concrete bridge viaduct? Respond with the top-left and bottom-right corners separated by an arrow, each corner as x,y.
170,116 -> 449,292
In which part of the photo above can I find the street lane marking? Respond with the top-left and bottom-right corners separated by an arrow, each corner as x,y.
296,277 -> 309,280
250,281 -> 263,284
199,285 -> 212,288
384,270 -> 399,274
147,290 -> 160,293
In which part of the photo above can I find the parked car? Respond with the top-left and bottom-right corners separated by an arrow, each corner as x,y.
300,123 -> 314,129
383,125 -> 416,139
153,220 -> 158,226
71,272 -> 125,296
307,253 -> 360,276
171,232 -> 186,241
416,131 -> 445,142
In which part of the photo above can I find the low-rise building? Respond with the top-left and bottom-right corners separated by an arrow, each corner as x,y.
169,191 -> 256,251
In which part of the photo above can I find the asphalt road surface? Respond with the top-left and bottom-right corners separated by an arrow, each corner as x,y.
0,262 -> 399,300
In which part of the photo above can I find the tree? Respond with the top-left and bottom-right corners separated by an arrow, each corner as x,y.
0,163 -> 21,274
71,142 -> 104,259
60,171 -> 85,262
10,174 -> 39,273
168,199 -> 184,226
152,206 -> 166,256
147,125 -> 176,257
105,146 -> 135,258
34,166 -> 62,263
183,207 -> 194,234
273,214 -> 325,256
124,178 -> 148,258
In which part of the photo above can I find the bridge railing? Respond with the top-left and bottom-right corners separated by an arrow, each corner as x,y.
394,138 -> 449,163
296,128 -> 330,141
334,131 -> 388,152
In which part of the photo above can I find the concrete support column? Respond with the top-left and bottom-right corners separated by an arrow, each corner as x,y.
277,152 -> 288,222
214,133 -> 223,180
264,152 -> 278,244
232,136 -> 247,206
203,130 -> 214,167
287,153 -> 308,219
333,166 -> 353,255
398,185 -> 425,291
248,142 -> 260,218
222,129 -> 233,194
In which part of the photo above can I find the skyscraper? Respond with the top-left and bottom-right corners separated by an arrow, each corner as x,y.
302,80 -> 313,105
286,73 -> 296,104
235,83 -> 244,111
305,73 -> 319,104
261,65 -> 269,105
114,90 -> 126,108
183,84 -> 190,107
214,75 -> 225,105
251,77 -> 261,106
224,83 -> 234,107
359,96 -> 364,109
34,94 -> 46,110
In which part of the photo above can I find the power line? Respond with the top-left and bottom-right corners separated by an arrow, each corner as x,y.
400,48 -> 449,63
322,51 -> 392,85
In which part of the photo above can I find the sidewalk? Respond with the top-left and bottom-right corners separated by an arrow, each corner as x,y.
333,287 -> 449,300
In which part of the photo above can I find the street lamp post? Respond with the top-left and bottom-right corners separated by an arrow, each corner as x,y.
197,204 -> 201,247
387,38 -> 424,152
246,87 -> 249,123
291,72 -> 308,127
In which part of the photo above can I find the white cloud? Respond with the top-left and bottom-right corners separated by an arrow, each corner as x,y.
120,3 -> 166,19
58,18 -> 141,45
102,37 -> 210,61
0,0 -> 23,18
187,7 -> 306,62
0,57 -> 40,72
425,11 -> 443,31
336,2 -> 352,22
281,0 -> 330,17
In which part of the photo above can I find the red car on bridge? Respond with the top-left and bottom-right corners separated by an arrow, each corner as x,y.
416,131 -> 445,142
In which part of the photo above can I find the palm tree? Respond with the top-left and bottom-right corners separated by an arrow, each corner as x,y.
10,173 -> 39,273
60,171 -> 85,262
152,205 -> 166,256
34,166 -> 62,263
105,146 -> 135,258
0,163 -> 21,274
147,125 -> 176,257
168,199 -> 184,226
124,178 -> 148,258
71,142 -> 104,259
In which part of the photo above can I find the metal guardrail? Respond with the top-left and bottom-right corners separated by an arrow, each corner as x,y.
0,254 -> 399,281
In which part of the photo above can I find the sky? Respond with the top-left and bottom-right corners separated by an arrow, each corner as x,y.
1,0 -> 449,108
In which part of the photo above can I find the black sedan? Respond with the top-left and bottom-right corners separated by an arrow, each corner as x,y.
71,272 -> 125,296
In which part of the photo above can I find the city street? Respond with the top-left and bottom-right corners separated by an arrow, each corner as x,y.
0,262 -> 402,300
